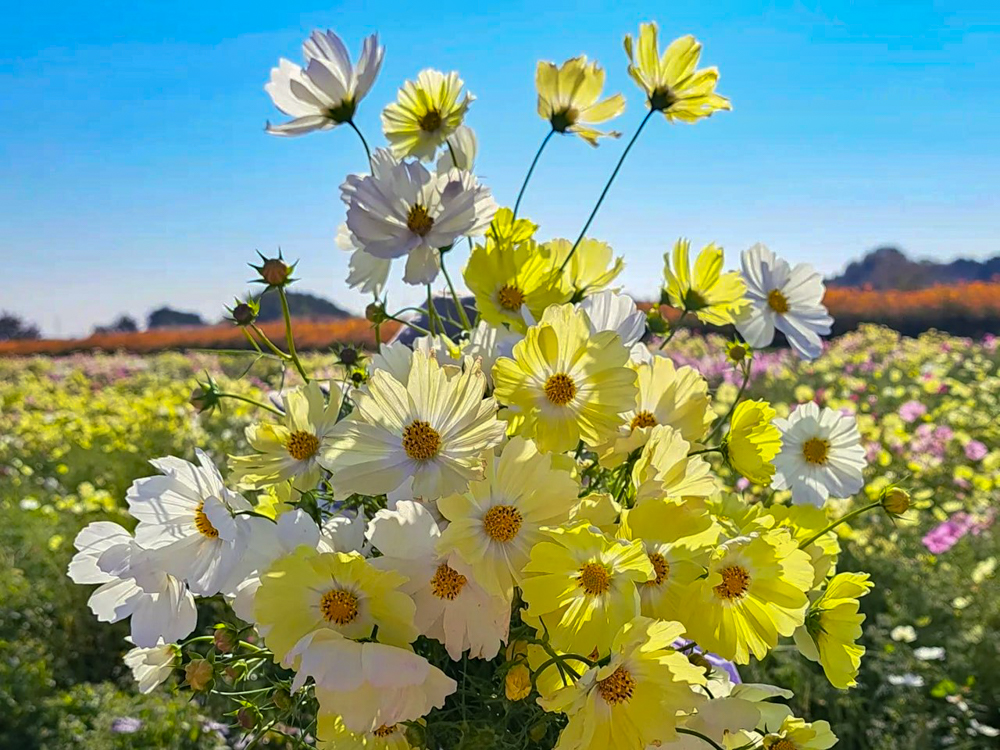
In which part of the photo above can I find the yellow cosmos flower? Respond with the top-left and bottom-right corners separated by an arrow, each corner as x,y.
683,529 -> 813,664
599,356 -> 714,465
763,716 -> 838,750
793,572 -> 872,689
664,239 -> 747,325
707,493 -> 774,538
568,492 -> 622,536
436,436 -> 578,597
254,546 -> 418,665
317,713 -> 416,750
722,399 -> 782,485
493,304 -> 637,453
229,381 -> 342,491
631,424 -> 719,505
542,238 -> 624,297
623,24 -> 732,121
464,217 -> 571,333
617,500 -> 719,623
520,523 -> 654,656
382,69 -> 473,160
769,504 -> 842,588
540,617 -> 705,749
536,56 -> 625,146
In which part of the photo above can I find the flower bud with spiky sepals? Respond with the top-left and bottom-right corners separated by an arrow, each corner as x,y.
250,249 -> 297,289
227,297 -> 259,327
880,485 -> 911,517
190,373 -> 222,414
365,301 -> 388,324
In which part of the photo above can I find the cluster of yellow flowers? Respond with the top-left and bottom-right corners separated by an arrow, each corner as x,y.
65,21 -> 905,750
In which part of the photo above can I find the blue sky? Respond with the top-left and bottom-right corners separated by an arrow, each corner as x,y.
2,1 -> 998,336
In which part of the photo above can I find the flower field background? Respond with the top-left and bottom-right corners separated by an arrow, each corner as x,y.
1,324 -> 997,748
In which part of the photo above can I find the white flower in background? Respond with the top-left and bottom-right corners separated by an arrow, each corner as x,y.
735,243 -> 833,360
288,629 -> 456,733
321,350 -> 506,499
337,224 -> 390,297
461,320 -> 522,387
369,340 -> 417,385
914,646 -> 946,661
578,290 -> 645,349
368,501 -> 510,660
890,625 -> 917,643
771,402 -> 867,507
888,673 -> 925,687
68,522 -> 197,647
230,382 -> 344,491
124,641 -> 178,694
126,450 -> 259,596
436,124 -> 478,172
341,149 -> 497,285
412,333 -> 464,368
265,29 -> 384,136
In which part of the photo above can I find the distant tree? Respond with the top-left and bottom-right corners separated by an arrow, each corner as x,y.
0,311 -> 41,341
93,315 -> 139,335
147,307 -> 205,329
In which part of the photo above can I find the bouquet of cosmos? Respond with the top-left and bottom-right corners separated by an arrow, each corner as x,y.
69,20 -> 913,750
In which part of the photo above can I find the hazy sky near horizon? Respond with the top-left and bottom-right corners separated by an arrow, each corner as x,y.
3,1 -> 999,336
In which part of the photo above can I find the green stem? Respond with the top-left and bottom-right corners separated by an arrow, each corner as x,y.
250,324 -> 291,360
277,287 -> 309,382
558,109 -> 655,273
513,129 -> 555,220
677,728 -> 727,750
798,501 -> 882,549
217,392 -> 284,417
704,359 -> 753,444
658,310 -> 689,350
688,446 -> 723,457
440,250 -> 472,330
386,315 -> 431,337
241,327 -> 263,353
347,119 -> 373,169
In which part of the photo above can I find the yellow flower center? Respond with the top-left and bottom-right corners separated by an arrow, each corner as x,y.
497,284 -> 526,311
320,589 -> 359,625
482,505 -> 523,542
714,565 -> 751,601
194,502 -> 219,538
544,373 -> 577,406
406,204 -> 435,237
770,740 -> 797,750
417,109 -> 443,132
373,725 -> 397,738
430,564 -> 468,600
578,562 -> 611,596
802,437 -> 830,465
630,410 -> 657,431
647,552 -> 670,586
767,289 -> 790,314
402,420 -> 441,461
286,430 -> 320,461
597,666 -> 636,705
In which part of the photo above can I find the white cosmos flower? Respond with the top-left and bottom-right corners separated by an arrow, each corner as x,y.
320,350 -> 506,499
124,641 -> 178,694
771,402 -> 867,507
578,289 -> 646,349
461,320 -> 522,388
367,501 -> 510,661
435,124 -> 478,171
126,450 -> 259,596
341,149 -> 497,285
288,629 -> 456,733
265,29 -> 384,137
337,223 -> 390,297
735,243 -> 833,360
68,522 -> 197,647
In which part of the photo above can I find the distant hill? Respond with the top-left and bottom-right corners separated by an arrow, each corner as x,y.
254,291 -> 352,322
148,307 -> 205,329
829,246 -> 1000,290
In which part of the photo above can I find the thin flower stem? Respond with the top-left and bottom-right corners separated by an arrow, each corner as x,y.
798,501 -> 882,549
250,324 -> 291,361
440,250 -> 472,330
386,315 -> 431,337
241,327 -> 264,353
217,392 -> 284,417
278,287 -> 310,382
347,119 -> 373,170
559,109 -> 655,273
705,359 -> 753,444
426,285 -> 438,335
658,310 -> 690,350
513,129 -> 555,220
688,446 -> 723,457
677,728 -> 727,750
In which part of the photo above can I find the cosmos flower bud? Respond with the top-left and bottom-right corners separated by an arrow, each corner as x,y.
646,309 -> 669,335
365,301 -> 388,324
184,659 -> 214,692
237,707 -> 258,730
504,663 -> 532,701
881,487 -> 911,516
687,652 -> 714,676
213,627 -> 237,654
189,377 -> 222,414
260,258 -> 291,286
232,301 -> 258,326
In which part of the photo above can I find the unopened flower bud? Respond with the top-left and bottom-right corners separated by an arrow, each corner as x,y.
339,347 -> 359,366
232,303 -> 257,326
272,688 -> 292,711
237,707 -> 258,730
687,653 -> 714,676
881,487 -> 911,516
504,664 -> 532,701
189,383 -> 220,414
366,302 -> 387,324
646,309 -> 669,335
185,659 -> 214,692
260,258 -> 291,286
213,627 -> 236,654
